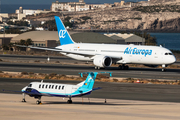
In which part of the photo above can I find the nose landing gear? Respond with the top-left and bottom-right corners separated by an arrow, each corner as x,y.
36,97 -> 42,104
162,64 -> 167,72
22,93 -> 26,102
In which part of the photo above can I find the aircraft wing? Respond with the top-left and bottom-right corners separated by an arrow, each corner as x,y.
15,45 -> 94,57
16,45 -> 63,52
16,45 -> 122,60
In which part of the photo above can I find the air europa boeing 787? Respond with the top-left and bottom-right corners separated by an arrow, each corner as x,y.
21,16 -> 176,71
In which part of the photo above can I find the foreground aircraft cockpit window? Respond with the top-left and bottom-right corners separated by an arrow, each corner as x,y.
165,53 -> 173,55
28,84 -> 32,87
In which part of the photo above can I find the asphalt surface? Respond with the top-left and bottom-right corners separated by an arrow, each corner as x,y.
0,54 -> 180,103
0,61 -> 180,80
1,77 -> 180,103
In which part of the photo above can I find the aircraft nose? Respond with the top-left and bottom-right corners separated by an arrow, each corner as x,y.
170,56 -> 176,64
22,86 -> 28,92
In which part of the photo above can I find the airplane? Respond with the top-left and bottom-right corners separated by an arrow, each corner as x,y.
17,16 -> 176,72
21,72 -> 112,104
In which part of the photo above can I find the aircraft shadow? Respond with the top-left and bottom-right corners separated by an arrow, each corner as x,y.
42,101 -> 164,106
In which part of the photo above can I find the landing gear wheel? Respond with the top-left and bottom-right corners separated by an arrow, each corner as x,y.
67,100 -> 72,104
36,100 -> 41,105
125,65 -> 129,70
95,66 -> 101,70
162,68 -> 166,72
22,98 -> 26,102
119,65 -> 129,70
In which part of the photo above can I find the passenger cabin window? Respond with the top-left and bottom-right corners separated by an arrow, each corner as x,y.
42,85 -> 44,88
39,84 -> 41,88
46,85 -> 48,88
62,86 -> 64,90
52,85 -> 54,89
55,85 -> 58,89
28,84 -> 32,87
49,85 -> 51,89
59,86 -> 61,90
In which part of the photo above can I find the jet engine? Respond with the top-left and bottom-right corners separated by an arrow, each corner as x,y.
93,56 -> 112,67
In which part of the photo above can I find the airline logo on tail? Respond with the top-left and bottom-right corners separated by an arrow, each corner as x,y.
87,76 -> 93,82
55,16 -> 74,45
59,30 -> 67,38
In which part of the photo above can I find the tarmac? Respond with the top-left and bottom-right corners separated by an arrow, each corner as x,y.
0,93 -> 180,120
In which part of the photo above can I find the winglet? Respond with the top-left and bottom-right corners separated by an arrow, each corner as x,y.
55,16 -> 74,45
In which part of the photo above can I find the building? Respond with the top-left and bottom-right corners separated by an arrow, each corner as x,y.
0,13 -> 9,22
51,0 -> 89,12
104,33 -> 145,45
0,34 -> 19,47
16,7 -> 43,16
51,0 -> 125,12
11,31 -> 59,47
11,31 -> 145,49
16,7 -> 50,20
11,31 -> 116,48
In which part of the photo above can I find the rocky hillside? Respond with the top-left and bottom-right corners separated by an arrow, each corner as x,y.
27,1 -> 180,32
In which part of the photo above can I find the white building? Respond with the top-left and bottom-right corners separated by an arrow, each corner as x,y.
51,0 -> 125,12
0,13 -> 9,22
51,0 -> 89,12
16,6 -> 51,20
104,33 -> 145,45
16,8 -> 43,16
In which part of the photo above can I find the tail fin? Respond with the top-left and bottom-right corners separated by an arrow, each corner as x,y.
80,72 -> 98,90
55,16 -> 74,45
78,72 -> 112,90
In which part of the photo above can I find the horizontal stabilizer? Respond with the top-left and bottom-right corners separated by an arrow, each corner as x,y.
92,87 -> 101,91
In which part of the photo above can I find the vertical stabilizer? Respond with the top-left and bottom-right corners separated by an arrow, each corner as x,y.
55,16 -> 74,45
81,72 -> 97,90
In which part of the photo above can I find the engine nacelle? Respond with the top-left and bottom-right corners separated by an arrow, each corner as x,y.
93,56 -> 112,67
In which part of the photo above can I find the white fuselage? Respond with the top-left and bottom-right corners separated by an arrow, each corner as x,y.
56,43 -> 176,65
22,82 -> 83,97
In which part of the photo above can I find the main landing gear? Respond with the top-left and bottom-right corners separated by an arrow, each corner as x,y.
36,97 -> 42,105
118,65 -> 129,70
67,98 -> 72,104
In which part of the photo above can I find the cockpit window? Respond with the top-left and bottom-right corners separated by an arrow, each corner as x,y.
165,53 -> 173,55
28,84 -> 32,87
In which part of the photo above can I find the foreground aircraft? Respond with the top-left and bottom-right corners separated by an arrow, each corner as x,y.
19,16 -> 176,71
21,72 -> 112,104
